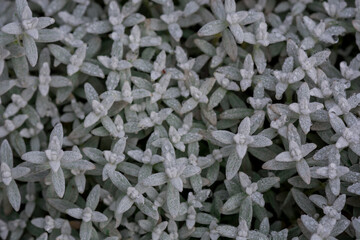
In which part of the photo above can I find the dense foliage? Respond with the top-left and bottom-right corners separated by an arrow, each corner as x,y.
0,0 -> 360,239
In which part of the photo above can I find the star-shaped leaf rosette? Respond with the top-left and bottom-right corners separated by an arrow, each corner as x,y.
211,117 -> 272,180
263,124 -> 316,184
21,123 -> 83,197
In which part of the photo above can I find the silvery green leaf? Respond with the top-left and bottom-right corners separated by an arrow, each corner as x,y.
83,123 -> 101,138
124,13 -> 146,27
257,177 -> 280,192
51,76 -> 72,88
132,89 -> 151,99
175,46 -> 189,64
143,173 -> 168,186
80,62 -> 105,78
118,162 -> 140,177
291,188 -> 316,216
87,21 -> 112,34
12,166 -> 30,180
301,37 -> 316,50
348,183 -> 360,195
167,184 -> 180,218
239,196 -> 252,227
11,55 -> 29,80
183,1 -> 200,17
216,224 -> 237,238
262,159 -> 296,170
222,29 -> 237,61
168,23 -> 183,42
86,184 -> 101,210
301,214 -> 318,233
80,221 -> 92,240
21,151 -> 47,164
194,39 -> 216,56
50,123 -> 63,144
117,196 -> 133,214
198,20 -> 227,37
248,135 -> 272,148
311,49 -> 331,67
83,147 -> 105,164
109,171 -> 131,192
208,87 -> 227,110
148,18 -> 168,31
248,147 -> 276,161
7,180 -> 21,211
229,24 -> 244,44
222,192 -> 246,214
133,59 -> 153,72
0,80 -> 16,96
84,83 -> 100,103
62,160 -> 95,171
220,108 -> 253,120
48,44 -> 71,64
52,168 -> 65,198
0,29 -> 16,45
182,132 -> 202,144
1,140 -> 13,167
42,0 -> 65,15
210,0 -> 226,20
211,130 -> 235,144
37,29 -> 63,43
23,34 -> 38,67
289,176 -> 320,189
226,148 -> 242,180
138,198 -> 159,220
131,76 -> 152,90
331,218 -> 350,236
124,121 -> 142,133
182,165 -> 201,178
181,98 -> 198,114
1,22 -> 22,35
253,47 -> 266,74
12,114 -> 28,128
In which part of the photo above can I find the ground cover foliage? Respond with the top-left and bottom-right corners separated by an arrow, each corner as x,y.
0,0 -> 360,239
